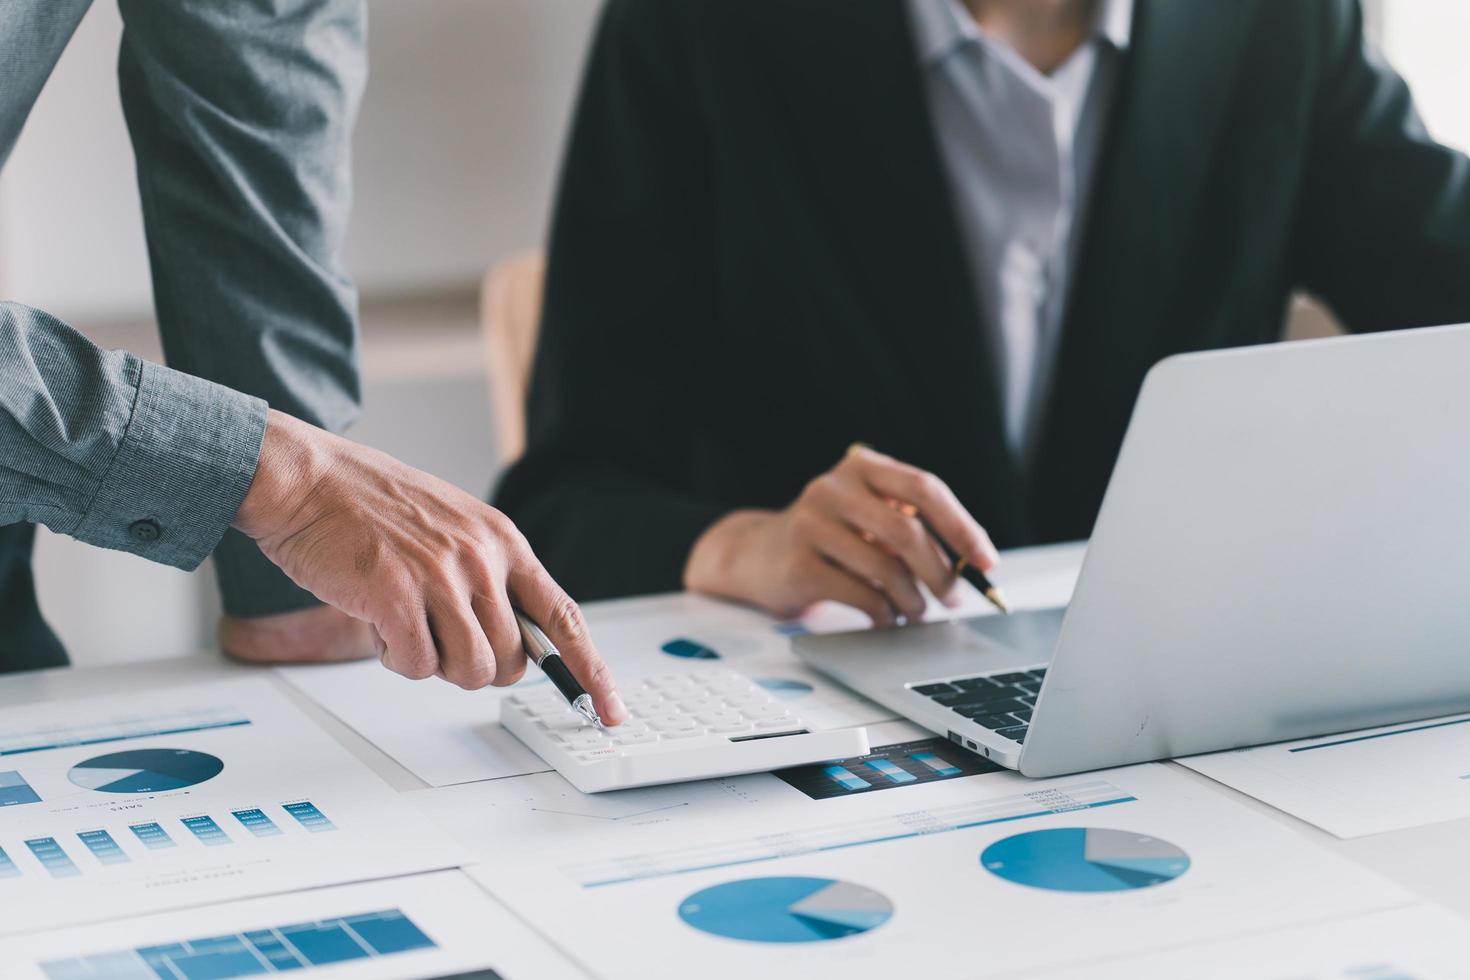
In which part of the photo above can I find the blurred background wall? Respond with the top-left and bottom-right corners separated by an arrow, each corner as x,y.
0,0 -> 1463,666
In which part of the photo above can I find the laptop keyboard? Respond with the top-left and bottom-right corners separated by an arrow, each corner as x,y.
911,668 -> 1047,744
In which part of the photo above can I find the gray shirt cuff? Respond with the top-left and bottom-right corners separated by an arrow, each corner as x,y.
70,358 -> 267,571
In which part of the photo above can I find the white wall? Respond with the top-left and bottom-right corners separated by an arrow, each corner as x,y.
1382,1 -> 1470,154
0,0 -> 600,320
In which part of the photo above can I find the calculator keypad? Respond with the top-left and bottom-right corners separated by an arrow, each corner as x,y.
508,668 -> 800,762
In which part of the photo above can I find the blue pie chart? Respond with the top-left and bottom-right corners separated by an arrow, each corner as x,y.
755,677 -> 815,699
981,828 -> 1189,892
678,876 -> 893,943
661,638 -> 720,660
68,748 -> 224,794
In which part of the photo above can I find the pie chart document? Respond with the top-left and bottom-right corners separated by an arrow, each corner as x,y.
467,764 -> 1419,980
0,678 -> 463,936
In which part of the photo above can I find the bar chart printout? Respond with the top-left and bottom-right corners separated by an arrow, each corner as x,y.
181,816 -> 231,847
283,801 -> 336,832
25,838 -> 80,878
232,808 -> 284,838
77,830 -> 130,866
0,678 -> 467,938
129,823 -> 176,850
37,908 -> 439,979
774,738 -> 999,800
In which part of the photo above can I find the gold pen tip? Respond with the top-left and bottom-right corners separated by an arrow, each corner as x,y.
984,588 -> 1011,615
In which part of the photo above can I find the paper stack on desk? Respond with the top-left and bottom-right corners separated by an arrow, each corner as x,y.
429,758 -> 1425,980
0,678 -> 462,935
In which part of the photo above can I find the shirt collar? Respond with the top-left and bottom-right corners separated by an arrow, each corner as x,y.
909,0 -> 1134,66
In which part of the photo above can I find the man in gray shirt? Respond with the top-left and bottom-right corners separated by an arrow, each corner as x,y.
0,1 -> 628,724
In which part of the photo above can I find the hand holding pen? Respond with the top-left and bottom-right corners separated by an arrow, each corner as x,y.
683,442 -> 1002,626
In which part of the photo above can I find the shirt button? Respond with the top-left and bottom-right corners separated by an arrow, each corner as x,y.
128,519 -> 162,543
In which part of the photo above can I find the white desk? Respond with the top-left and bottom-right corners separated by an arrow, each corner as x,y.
4,541 -> 1468,971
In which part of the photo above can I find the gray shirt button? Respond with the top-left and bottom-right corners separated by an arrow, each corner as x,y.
128,519 -> 162,543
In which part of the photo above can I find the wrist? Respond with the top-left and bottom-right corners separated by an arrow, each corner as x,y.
232,409 -> 323,541
683,509 -> 775,595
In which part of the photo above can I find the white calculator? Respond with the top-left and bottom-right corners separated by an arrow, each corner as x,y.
501,667 -> 869,793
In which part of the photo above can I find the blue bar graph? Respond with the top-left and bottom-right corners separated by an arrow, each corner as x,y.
912,751 -> 963,777
776,737 -> 996,800
40,909 -> 439,980
78,830 -> 130,865
0,770 -> 41,806
129,822 -> 177,850
25,837 -> 81,878
282,801 -> 336,833
823,765 -> 871,792
181,815 -> 232,846
232,808 -> 284,838
866,758 -> 918,784
0,846 -> 19,879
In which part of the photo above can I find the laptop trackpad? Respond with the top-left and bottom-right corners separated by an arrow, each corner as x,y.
962,606 -> 1066,660
793,606 -> 1066,692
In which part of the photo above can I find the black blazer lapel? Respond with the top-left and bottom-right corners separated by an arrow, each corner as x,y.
1032,0 -> 1258,537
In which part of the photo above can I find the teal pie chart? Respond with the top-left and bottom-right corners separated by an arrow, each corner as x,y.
981,828 -> 1190,892
661,638 -> 720,660
755,677 -> 815,699
678,877 -> 894,943
69,748 -> 224,794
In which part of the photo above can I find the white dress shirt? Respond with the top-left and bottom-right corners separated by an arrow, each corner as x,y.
907,0 -> 1132,464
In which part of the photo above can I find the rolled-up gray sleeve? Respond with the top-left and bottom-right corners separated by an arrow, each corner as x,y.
2,301 -> 265,569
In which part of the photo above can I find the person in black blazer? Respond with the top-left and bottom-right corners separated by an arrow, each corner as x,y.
495,0 -> 1470,625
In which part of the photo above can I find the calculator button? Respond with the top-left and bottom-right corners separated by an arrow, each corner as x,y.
566,732 -> 612,750
614,732 -> 659,745
660,728 -> 704,739
754,717 -> 798,729
711,721 -> 752,733
650,718 -> 697,733
540,715 -> 592,733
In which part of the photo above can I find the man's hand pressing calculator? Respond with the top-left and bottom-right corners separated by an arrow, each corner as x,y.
501,667 -> 868,792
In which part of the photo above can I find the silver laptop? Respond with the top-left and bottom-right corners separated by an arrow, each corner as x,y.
795,323 -> 1470,777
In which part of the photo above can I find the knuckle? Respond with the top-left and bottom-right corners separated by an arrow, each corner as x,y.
788,508 -> 820,538
802,473 -> 834,503
491,660 -> 527,688
396,651 -> 438,681
580,656 -> 613,692
447,658 -> 497,691
912,470 -> 944,501
550,595 -> 589,645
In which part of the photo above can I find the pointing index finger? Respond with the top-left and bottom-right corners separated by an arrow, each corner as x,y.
510,562 -> 627,727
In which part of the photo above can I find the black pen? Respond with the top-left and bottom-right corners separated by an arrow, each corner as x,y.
910,508 -> 1010,615
514,610 -> 603,727
847,443 -> 1010,615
